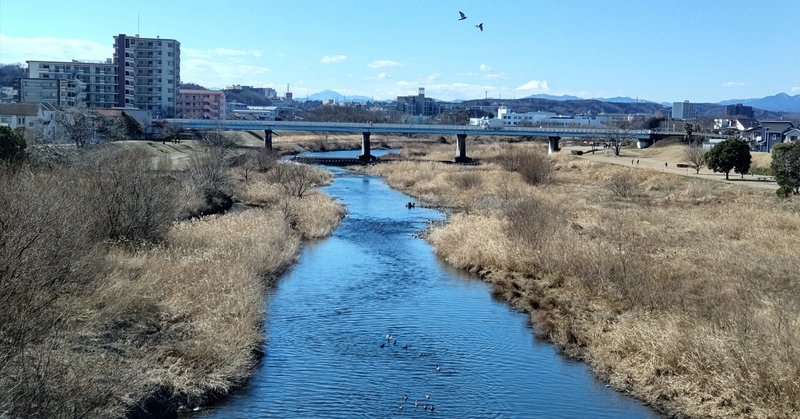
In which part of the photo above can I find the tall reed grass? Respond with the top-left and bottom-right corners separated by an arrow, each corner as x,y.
0,147 -> 343,416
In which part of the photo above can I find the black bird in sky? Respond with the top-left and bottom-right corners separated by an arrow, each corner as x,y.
458,11 -> 467,20
475,23 -> 484,31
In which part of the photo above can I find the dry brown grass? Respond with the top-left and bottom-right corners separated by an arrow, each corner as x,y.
369,142 -> 800,418
0,148 -> 343,416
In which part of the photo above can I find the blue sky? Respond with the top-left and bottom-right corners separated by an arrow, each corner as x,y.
1,0 -> 798,102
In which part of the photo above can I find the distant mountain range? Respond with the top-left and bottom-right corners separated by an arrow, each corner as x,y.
526,94 -> 658,104
718,92 -> 800,113
307,90 -> 372,103
304,89 -> 800,113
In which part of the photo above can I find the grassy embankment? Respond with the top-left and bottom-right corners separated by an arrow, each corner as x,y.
0,138 -> 343,417
368,141 -> 800,418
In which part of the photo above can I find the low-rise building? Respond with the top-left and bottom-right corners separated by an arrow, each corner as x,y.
781,127 -> 800,144
743,121 -> 795,152
178,89 -> 226,119
491,106 -> 603,128
0,102 -> 59,139
714,118 -> 757,131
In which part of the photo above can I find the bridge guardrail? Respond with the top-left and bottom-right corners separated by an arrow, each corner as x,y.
163,119 -> 653,139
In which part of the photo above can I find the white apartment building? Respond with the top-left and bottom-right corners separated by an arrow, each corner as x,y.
25,60 -> 116,108
114,34 -> 180,117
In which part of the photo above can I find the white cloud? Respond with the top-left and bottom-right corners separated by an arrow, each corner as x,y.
377,72 -> 391,79
368,60 -> 401,69
426,73 -> 441,82
485,73 -> 506,80
0,34 -> 111,63
180,57 -> 270,88
320,54 -> 348,64
791,86 -> 800,93
183,47 -> 264,60
479,64 -> 493,72
516,80 -> 550,91
722,81 -> 750,88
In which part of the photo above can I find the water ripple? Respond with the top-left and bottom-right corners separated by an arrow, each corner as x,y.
199,162 -> 657,419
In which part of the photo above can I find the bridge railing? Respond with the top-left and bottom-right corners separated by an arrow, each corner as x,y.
162,119 -> 652,138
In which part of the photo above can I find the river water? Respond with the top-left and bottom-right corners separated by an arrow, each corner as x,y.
200,151 -> 657,418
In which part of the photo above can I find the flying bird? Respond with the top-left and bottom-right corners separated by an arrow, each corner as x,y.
475,23 -> 484,31
458,11 -> 467,20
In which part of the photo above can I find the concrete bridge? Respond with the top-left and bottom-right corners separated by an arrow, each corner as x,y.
163,119 -> 654,163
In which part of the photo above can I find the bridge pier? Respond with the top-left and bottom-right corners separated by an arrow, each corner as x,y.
547,136 -> 561,154
637,137 -> 654,149
455,134 -> 472,163
264,129 -> 273,150
359,132 -> 376,162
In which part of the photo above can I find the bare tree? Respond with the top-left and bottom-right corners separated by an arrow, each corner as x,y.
53,108 -> 96,148
200,127 -> 236,149
153,120 -> 183,144
683,144 -> 706,174
604,121 -> 635,156
266,162 -> 323,198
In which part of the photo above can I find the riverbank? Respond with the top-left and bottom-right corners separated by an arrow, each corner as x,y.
367,142 -> 800,418
0,145 -> 343,417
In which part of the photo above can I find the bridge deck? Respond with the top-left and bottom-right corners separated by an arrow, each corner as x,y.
163,119 -> 655,139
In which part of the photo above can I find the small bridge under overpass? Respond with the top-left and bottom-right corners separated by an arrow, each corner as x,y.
163,119 -> 658,163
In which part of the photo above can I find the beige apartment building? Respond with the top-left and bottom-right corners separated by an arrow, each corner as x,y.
178,89 -> 226,120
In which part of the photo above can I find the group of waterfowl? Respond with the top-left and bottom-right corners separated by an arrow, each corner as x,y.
399,392 -> 435,413
380,334 -> 440,413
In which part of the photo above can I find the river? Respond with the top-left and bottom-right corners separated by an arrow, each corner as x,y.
199,151 -> 658,418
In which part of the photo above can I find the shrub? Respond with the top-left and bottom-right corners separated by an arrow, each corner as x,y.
749,165 -> 775,177
0,168 -> 102,416
607,171 -> 639,197
80,148 -> 180,242
493,148 -> 553,185
503,196 -> 562,248
266,162 -> 328,198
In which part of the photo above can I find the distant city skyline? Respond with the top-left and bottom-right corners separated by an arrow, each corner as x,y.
1,0 -> 798,103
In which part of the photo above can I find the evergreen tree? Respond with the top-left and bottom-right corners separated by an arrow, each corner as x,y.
0,126 -> 26,163
704,138 -> 751,180
771,141 -> 800,196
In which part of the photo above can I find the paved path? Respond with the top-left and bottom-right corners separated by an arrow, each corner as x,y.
563,146 -> 778,191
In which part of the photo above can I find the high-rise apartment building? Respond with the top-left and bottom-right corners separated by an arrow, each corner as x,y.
725,103 -> 754,118
114,34 -> 180,117
671,100 -> 697,120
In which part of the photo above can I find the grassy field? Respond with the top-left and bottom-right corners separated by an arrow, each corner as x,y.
0,140 -> 344,416
368,141 -> 800,418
